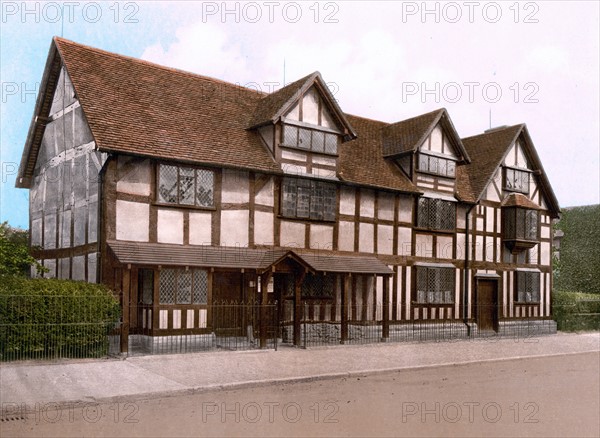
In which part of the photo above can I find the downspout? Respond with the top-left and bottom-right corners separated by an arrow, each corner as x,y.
96,153 -> 113,284
463,203 -> 476,336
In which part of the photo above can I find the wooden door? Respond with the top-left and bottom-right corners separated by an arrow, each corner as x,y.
477,279 -> 498,332
212,272 -> 244,336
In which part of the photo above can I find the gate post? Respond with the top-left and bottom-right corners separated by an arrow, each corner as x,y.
293,275 -> 302,346
259,274 -> 271,349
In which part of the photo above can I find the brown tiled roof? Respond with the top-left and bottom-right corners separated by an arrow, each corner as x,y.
382,108 -> 443,156
53,37 -> 281,174
501,193 -> 543,210
461,124 -> 560,216
248,72 -> 317,128
339,115 -> 418,193
108,241 -> 392,274
461,125 -> 523,201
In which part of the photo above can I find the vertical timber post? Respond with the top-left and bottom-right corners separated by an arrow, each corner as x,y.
259,273 -> 271,349
293,273 -> 302,346
341,273 -> 350,344
382,274 -> 390,341
120,266 -> 131,354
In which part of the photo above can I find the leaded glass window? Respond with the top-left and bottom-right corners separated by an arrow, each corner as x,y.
281,124 -> 338,155
504,168 -> 530,194
159,268 -> 209,305
516,271 -> 540,303
417,198 -> 456,231
503,208 -> 539,241
157,164 -> 214,207
302,274 -> 335,298
418,153 -> 456,178
415,266 -> 455,304
281,177 -> 337,221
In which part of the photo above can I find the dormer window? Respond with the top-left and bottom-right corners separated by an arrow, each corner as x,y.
504,167 -> 530,194
418,152 -> 456,178
281,124 -> 338,155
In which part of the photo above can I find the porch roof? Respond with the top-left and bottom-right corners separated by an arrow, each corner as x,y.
107,241 -> 393,275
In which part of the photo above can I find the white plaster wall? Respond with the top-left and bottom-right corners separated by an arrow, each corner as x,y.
397,227 -> 412,256
310,224 -> 333,250
378,193 -> 394,221
255,176 -> 274,207
475,235 -> 484,261
455,232 -> 466,259
44,259 -> 56,278
220,210 -> 249,247
88,253 -> 97,283
43,214 -> 56,249
116,200 -> 149,242
281,149 -> 307,161
398,195 -> 412,223
358,223 -> 374,253
157,209 -> 184,244
485,207 -> 495,232
282,163 -> 306,176
377,225 -> 393,255
338,221 -> 354,251
437,235 -> 453,259
429,125 -> 443,153
72,255 -> 85,281
360,190 -> 375,217
189,211 -> 212,245
116,157 -> 151,196
221,169 -> 249,204
31,218 -> 42,246
280,221 -> 305,247
339,187 -> 355,215
254,211 -> 274,245
541,225 -> 550,239
541,242 -> 551,266
312,155 -> 336,166
415,234 -> 433,258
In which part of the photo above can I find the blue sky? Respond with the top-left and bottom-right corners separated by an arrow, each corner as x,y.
1,1 -> 599,229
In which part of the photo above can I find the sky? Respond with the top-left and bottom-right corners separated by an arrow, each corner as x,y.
1,0 -> 599,229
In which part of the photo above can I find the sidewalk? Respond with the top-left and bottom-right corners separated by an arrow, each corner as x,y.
1,332 -> 599,409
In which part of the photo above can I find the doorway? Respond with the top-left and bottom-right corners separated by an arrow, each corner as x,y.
477,279 -> 498,332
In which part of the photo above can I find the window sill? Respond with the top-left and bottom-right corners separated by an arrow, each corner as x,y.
278,214 -> 336,224
153,202 -> 216,212
279,144 -> 339,158
413,227 -> 455,235
411,301 -> 455,306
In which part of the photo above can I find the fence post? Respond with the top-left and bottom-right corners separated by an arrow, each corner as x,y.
259,274 -> 271,349
382,275 -> 390,341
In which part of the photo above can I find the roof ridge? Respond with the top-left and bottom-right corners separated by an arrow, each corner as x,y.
53,36 -> 267,97
462,123 -> 524,141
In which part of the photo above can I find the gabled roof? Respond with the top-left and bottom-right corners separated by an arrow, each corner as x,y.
462,124 -> 560,217
382,108 -> 470,163
248,71 -> 357,140
339,115 -> 418,193
17,37 -> 281,188
501,193 -> 544,210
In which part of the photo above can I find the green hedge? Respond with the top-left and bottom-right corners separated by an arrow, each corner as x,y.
553,291 -> 600,332
554,205 -> 600,294
0,276 -> 121,361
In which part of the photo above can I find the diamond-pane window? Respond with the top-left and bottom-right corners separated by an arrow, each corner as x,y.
298,128 -> 312,150
302,274 -> 334,298
417,198 -> 456,231
192,270 -> 208,304
196,169 -> 214,207
504,168 -> 529,194
418,153 -> 456,178
415,266 -> 455,304
516,271 -> 540,302
158,165 -> 178,203
281,124 -> 338,155
177,270 -> 192,304
324,133 -> 338,154
159,269 -> 176,304
179,167 -> 195,205
157,164 -> 214,207
281,177 -> 337,221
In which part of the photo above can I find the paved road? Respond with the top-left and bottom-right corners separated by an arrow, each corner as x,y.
2,351 -> 598,437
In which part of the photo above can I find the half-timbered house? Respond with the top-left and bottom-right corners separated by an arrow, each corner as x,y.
16,38 -> 560,351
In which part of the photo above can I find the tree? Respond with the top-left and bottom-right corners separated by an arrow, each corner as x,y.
0,222 -> 45,277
